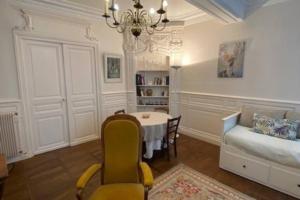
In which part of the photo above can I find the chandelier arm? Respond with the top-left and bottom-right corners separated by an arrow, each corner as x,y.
145,27 -> 155,35
116,26 -> 125,33
142,17 -> 154,35
153,22 -> 167,32
128,9 -> 135,17
140,10 -> 147,16
111,10 -> 120,24
151,14 -> 163,27
105,18 -> 118,28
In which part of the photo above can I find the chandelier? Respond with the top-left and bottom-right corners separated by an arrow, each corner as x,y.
102,0 -> 170,38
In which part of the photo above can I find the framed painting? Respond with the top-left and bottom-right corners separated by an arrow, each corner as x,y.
104,54 -> 122,83
218,40 -> 246,78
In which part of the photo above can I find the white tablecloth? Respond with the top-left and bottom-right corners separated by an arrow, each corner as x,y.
130,112 -> 172,159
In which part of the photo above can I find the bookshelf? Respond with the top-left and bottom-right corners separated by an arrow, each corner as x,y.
135,54 -> 170,112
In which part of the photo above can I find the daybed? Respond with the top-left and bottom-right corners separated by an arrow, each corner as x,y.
219,106 -> 300,198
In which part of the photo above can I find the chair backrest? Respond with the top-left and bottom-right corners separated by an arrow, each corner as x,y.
101,114 -> 142,185
154,107 -> 169,114
114,109 -> 126,115
167,116 -> 181,136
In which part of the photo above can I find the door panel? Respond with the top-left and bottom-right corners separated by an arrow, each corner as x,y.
37,116 -> 65,146
24,40 -> 69,154
63,45 -> 98,145
30,45 -> 62,97
74,111 -> 96,138
68,48 -> 94,95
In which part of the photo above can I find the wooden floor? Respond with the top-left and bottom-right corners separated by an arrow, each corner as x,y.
3,135 -> 297,200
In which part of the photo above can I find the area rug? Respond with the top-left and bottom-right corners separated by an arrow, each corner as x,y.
149,164 -> 255,200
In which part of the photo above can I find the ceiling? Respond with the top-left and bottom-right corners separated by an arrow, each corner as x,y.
67,0 -> 206,21
11,0 -> 290,26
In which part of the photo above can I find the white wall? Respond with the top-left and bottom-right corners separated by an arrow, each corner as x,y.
178,0 -> 300,145
181,0 -> 300,101
0,0 -> 21,99
0,0 -> 125,100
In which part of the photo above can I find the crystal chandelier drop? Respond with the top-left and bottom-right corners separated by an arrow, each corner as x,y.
102,0 -> 170,38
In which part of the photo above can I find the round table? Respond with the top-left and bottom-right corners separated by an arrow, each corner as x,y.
130,112 -> 172,159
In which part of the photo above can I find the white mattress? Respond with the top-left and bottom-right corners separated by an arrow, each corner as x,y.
225,125 -> 300,169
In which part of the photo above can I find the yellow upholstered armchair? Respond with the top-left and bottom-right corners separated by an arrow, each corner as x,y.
76,114 -> 154,200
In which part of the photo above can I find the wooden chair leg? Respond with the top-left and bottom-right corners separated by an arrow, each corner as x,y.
174,140 -> 177,158
166,138 -> 170,161
144,187 -> 149,200
0,180 -> 5,200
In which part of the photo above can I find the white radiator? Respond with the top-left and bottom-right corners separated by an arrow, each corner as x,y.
0,113 -> 19,160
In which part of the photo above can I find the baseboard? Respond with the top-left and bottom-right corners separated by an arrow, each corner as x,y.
70,135 -> 99,146
179,126 -> 221,146
7,154 -> 32,164
34,143 -> 70,155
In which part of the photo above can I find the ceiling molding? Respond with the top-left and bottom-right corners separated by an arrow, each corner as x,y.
184,0 -> 292,25
9,0 -> 211,26
186,0 -> 243,24
171,9 -> 207,21
263,0 -> 291,7
9,0 -> 292,27
9,0 -> 104,24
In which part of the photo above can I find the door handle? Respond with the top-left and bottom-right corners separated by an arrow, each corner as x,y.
62,98 -> 66,102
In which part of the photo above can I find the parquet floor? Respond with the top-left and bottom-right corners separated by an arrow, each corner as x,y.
3,135 -> 298,200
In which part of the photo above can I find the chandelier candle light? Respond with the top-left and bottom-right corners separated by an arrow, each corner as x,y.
102,0 -> 170,38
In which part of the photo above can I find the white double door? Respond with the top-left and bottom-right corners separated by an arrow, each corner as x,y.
23,40 -> 99,154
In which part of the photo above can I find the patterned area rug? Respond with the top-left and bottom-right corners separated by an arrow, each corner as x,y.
149,164 -> 255,200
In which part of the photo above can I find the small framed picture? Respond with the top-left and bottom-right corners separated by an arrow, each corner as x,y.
104,54 -> 122,83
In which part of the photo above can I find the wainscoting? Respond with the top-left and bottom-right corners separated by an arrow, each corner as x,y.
101,91 -> 128,120
0,99 -> 28,163
177,91 -> 300,145
0,92 -> 128,163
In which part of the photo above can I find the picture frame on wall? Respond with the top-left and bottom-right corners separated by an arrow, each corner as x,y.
217,40 -> 246,78
104,54 -> 122,83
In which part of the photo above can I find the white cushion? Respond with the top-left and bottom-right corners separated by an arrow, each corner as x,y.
225,125 -> 300,169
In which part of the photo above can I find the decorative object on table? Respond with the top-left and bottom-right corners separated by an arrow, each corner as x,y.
218,40 -> 246,78
146,89 -> 153,96
76,114 -> 154,200
149,164 -> 254,200
164,116 -> 181,161
142,113 -> 151,119
104,54 -> 122,83
102,0 -> 170,38
252,113 -> 298,140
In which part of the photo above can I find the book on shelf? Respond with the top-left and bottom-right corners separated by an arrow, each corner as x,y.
136,74 -> 145,85
166,76 -> 169,85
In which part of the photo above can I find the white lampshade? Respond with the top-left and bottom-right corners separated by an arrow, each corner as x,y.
170,52 -> 182,70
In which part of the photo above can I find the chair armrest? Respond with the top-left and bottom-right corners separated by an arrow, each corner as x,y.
76,164 -> 102,190
139,162 -> 154,188
222,112 -> 241,134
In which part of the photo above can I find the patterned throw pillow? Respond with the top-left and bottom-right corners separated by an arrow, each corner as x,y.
253,113 -> 298,140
